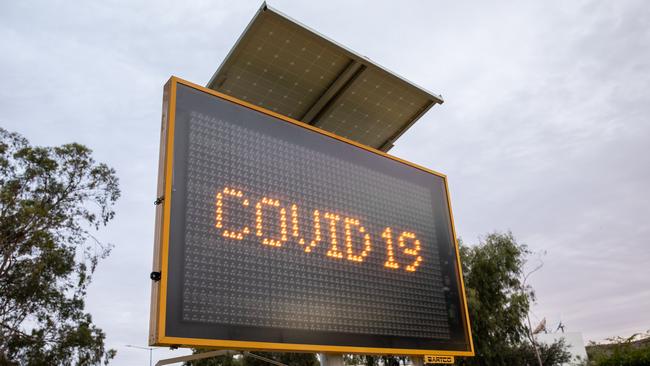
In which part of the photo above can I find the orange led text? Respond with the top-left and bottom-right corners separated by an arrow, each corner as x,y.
215,186 -> 423,272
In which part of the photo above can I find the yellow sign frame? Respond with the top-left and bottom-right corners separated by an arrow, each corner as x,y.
149,76 -> 474,357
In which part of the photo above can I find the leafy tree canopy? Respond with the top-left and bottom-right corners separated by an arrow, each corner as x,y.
184,351 -> 318,366
457,232 -> 570,366
0,128 -> 120,365
243,352 -> 319,366
343,355 -> 407,366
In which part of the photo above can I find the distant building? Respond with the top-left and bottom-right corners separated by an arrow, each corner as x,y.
586,333 -> 650,359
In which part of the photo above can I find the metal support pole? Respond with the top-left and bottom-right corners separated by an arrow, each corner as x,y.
242,351 -> 289,366
126,345 -> 156,366
319,353 -> 344,366
155,349 -> 238,366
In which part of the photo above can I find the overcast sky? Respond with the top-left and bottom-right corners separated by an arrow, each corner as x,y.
1,0 -> 649,364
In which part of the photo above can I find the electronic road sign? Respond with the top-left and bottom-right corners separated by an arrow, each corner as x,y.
149,77 -> 473,356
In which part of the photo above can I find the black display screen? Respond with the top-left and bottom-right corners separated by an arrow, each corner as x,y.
159,80 -> 471,353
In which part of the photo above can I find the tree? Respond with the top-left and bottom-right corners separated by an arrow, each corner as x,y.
457,232 -> 570,366
343,355 -> 407,366
0,128 -> 120,365
182,350 -> 243,366
498,338 -> 572,366
344,354 -> 373,366
243,352 -> 318,366
183,351 -> 317,366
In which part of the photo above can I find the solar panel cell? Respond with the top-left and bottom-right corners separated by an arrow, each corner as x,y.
208,4 -> 442,151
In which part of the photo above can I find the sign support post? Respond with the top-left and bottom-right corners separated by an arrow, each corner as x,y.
319,353 -> 344,366
155,350 -> 238,366
155,350 -> 291,366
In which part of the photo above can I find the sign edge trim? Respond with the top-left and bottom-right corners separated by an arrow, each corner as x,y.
152,76 -> 474,356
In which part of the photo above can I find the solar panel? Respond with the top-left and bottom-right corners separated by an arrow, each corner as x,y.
315,68 -> 432,148
207,3 -> 443,151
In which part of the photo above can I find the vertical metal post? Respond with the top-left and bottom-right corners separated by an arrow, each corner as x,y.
319,353 -> 344,366
126,345 -> 156,366
155,350 -> 240,366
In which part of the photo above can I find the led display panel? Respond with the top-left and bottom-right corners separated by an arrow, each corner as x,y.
149,77 -> 473,356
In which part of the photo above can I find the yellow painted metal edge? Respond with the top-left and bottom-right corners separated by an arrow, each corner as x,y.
156,335 -> 474,357
151,75 -> 474,356
442,179 -> 475,356
155,79 -> 178,344
149,79 -> 174,345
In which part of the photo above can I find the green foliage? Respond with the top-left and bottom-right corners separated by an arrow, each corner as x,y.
183,350 -> 243,366
183,351 -> 317,366
497,339 -> 572,366
343,354 -> 407,366
456,232 -> 570,366
344,354 -> 373,366
0,128 -> 120,365
588,332 -> 650,366
457,232 -> 532,365
242,352 -> 318,366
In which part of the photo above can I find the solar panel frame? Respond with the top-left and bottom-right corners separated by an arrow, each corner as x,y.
207,2 -> 443,151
